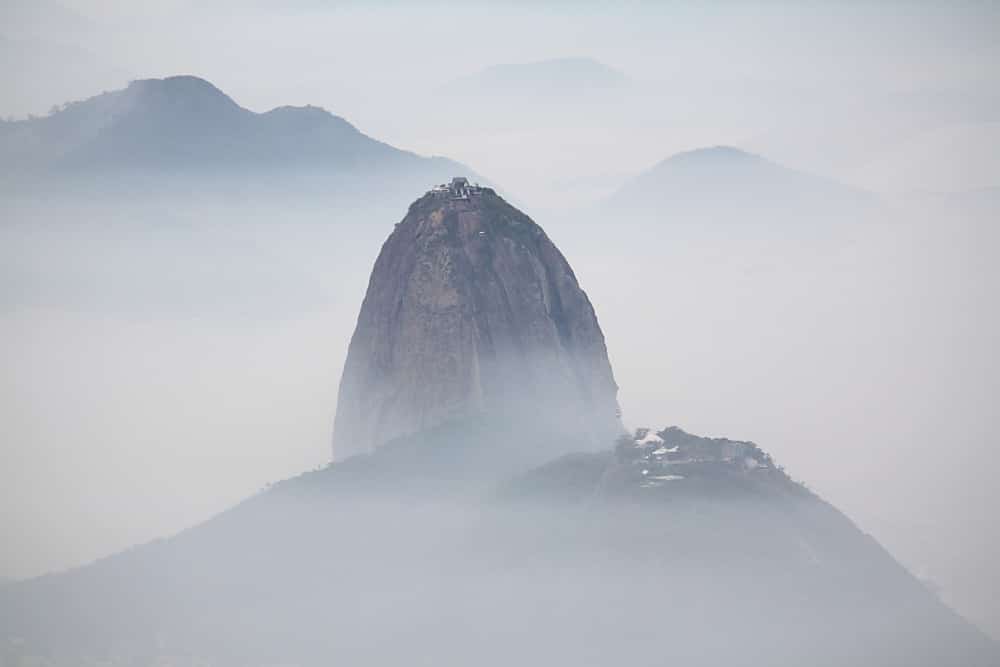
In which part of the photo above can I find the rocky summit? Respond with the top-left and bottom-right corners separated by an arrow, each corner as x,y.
332,178 -> 622,460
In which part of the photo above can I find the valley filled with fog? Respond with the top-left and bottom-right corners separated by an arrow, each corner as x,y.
3,151 -> 997,640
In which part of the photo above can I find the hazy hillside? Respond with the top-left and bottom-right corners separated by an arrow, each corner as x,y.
1,425 -> 994,666
0,75 -> 474,196
601,145 -> 875,227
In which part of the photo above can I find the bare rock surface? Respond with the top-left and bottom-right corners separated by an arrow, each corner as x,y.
333,180 -> 622,460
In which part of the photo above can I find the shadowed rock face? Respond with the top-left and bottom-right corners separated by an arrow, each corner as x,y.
332,184 -> 622,460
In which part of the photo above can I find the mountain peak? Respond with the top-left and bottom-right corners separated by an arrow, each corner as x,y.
122,75 -> 243,114
662,145 -> 763,167
332,181 -> 622,460
263,104 -> 334,119
129,74 -> 225,93
604,144 -> 871,219
1,76 -> 474,184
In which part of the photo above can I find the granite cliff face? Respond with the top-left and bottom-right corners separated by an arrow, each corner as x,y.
332,180 -> 622,460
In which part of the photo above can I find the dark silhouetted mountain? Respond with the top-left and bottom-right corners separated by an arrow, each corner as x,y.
333,180 -> 622,460
0,75 -> 474,192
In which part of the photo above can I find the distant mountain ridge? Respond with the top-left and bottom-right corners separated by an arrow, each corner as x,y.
604,145 -> 875,224
0,75 -> 474,188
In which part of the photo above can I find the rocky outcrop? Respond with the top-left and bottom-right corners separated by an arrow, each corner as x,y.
332,181 -> 622,460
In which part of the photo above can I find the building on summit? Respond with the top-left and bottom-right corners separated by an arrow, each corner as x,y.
429,176 -> 482,200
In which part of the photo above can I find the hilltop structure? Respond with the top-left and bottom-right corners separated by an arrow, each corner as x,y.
429,176 -> 483,199
615,426 -> 774,488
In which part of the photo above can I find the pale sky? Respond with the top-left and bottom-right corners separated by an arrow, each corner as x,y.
3,1 -> 998,202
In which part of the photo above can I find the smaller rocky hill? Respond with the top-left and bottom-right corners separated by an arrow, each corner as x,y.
501,425 -> 796,504
3,424 -> 996,667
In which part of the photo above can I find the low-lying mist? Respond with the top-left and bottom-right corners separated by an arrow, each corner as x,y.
4,427 -> 995,666
1,172 -> 998,639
